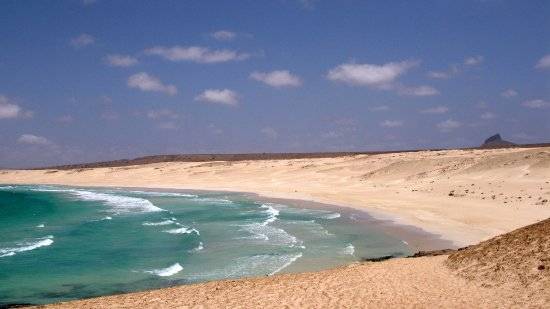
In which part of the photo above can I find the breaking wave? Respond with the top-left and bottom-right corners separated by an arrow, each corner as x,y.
163,227 -> 200,235
0,236 -> 54,258
145,263 -> 183,277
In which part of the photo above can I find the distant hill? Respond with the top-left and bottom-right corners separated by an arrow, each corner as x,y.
20,142 -> 550,170
480,134 -> 517,148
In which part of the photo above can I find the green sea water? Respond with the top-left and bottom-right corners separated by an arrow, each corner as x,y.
0,185 -> 411,305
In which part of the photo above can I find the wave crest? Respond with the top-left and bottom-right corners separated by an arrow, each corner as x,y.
0,236 -> 54,258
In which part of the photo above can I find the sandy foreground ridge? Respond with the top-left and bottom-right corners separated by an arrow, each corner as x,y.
1,146 -> 549,307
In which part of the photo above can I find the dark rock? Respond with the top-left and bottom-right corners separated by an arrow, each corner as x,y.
361,255 -> 395,262
409,248 -> 458,257
481,134 -> 516,148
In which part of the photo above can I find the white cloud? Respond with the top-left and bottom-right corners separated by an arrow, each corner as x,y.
535,54 -> 550,69
195,89 -> 239,106
321,131 -> 339,139
522,99 -> 550,109
464,55 -> 484,66
480,112 -> 496,120
145,46 -> 249,63
17,134 -> 52,146
501,89 -> 518,98
0,96 -> 21,119
369,105 -> 390,112
146,109 -> 179,119
56,115 -> 74,124
127,72 -> 177,96
420,106 -> 449,114
261,127 -> 278,139
299,0 -> 318,9
327,61 -> 417,87
427,71 -> 450,79
211,30 -> 237,41
100,110 -> 118,121
250,70 -> 302,88
437,119 -> 462,132
105,54 -> 138,67
398,85 -> 439,97
70,33 -> 95,48
380,120 -> 403,128
0,95 -> 32,119
158,121 -> 178,130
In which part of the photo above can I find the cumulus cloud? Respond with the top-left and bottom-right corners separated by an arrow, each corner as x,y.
211,30 -> 237,41
427,71 -> 451,79
398,85 -> 439,97
327,61 -> 417,87
464,55 -> 484,66
17,134 -> 52,146
0,95 -> 32,119
380,120 -> 403,128
127,72 -> 177,96
437,119 -> 462,132
480,112 -> 496,120
369,105 -> 390,112
420,106 -> 449,114
157,121 -> 178,130
535,54 -> 550,69
70,33 -> 95,48
56,115 -> 74,124
146,109 -> 179,120
105,54 -> 138,67
501,89 -> 518,98
250,70 -> 302,88
145,46 -> 249,63
261,127 -> 279,139
195,89 -> 239,106
327,60 -> 437,96
522,99 -> 550,109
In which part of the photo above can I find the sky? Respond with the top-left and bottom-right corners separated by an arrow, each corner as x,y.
0,0 -> 549,168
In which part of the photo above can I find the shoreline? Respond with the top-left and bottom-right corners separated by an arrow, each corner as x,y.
2,146 -> 550,247
1,183 -> 457,252
1,146 -> 549,307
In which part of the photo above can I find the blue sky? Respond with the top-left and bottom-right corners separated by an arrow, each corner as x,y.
0,0 -> 549,167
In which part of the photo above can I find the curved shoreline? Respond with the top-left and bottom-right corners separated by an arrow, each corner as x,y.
1,146 -> 550,247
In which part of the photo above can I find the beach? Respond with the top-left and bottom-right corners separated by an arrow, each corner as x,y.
1,146 -> 550,307
2,147 -> 549,246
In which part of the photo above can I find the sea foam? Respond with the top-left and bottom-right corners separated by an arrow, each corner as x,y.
146,263 -> 183,277
142,220 -> 175,226
163,227 -> 200,235
0,236 -> 54,258
343,244 -> 355,256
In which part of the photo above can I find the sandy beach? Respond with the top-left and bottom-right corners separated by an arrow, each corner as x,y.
1,146 -> 549,307
2,147 -> 549,246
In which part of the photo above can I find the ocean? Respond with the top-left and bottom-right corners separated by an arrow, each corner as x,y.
0,185 -> 411,305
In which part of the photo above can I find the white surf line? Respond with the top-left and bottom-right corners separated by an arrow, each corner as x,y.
269,252 -> 303,276
145,263 -> 183,277
0,236 -> 54,258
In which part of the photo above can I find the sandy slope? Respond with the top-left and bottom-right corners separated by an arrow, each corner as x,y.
2,147 -> 549,246
40,256 -> 512,308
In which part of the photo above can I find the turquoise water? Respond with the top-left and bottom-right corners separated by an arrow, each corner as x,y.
0,185 -> 411,305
